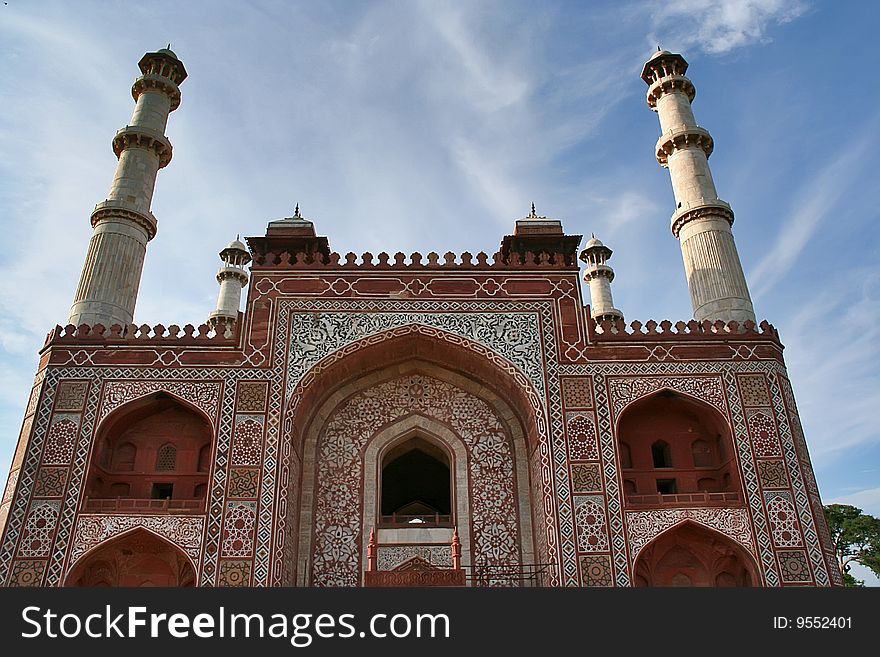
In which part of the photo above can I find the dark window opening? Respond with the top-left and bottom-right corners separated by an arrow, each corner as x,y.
151,483 -> 173,500
691,439 -> 713,467
198,444 -> 211,473
657,479 -> 677,494
381,438 -> 451,523
652,440 -> 673,468
112,442 -> 137,471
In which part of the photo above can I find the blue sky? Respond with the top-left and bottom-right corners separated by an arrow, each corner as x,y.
1,1 -> 878,583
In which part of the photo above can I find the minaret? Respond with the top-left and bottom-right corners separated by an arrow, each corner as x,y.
68,47 -> 187,328
642,50 -> 756,324
580,236 -> 624,324
208,238 -> 251,327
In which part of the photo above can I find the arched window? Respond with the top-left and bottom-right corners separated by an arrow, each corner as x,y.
156,444 -> 177,471
198,444 -> 211,473
380,437 -> 451,526
652,440 -> 672,468
112,442 -> 137,471
691,439 -> 713,467
85,393 -> 213,511
617,390 -> 741,506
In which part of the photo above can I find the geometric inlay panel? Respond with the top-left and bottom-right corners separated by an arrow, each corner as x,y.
579,554 -> 613,587
757,460 -> 789,489
222,501 -> 257,558
236,382 -> 268,413
736,373 -> 771,408
54,380 -> 89,412
574,496 -> 609,552
218,560 -> 252,587
747,409 -> 781,458
566,413 -> 598,461
561,377 -> 593,409
766,493 -> 802,548
230,416 -> 264,467
17,500 -> 61,558
33,467 -> 68,498
227,468 -> 260,498
7,559 -> 47,587
571,463 -> 602,493
41,415 -> 80,465
778,549 -> 811,583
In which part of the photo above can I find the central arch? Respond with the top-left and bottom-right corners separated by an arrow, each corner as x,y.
277,327 -> 546,587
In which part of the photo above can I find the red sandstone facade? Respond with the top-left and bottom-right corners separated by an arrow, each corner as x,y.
0,47 -> 842,588
0,215 -> 842,586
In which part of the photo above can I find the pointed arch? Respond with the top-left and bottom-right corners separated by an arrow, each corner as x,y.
84,392 -> 213,511
276,324 -> 551,586
65,527 -> 197,587
632,520 -> 760,587
616,388 -> 742,506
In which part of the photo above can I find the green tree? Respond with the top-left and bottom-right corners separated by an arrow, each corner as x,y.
824,504 -> 880,587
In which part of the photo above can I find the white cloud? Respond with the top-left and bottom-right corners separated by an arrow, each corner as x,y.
828,487 -> 880,519
749,128 -> 874,301
650,0 -> 809,54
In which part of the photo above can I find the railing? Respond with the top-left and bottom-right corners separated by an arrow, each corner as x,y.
378,513 -> 453,528
626,491 -> 742,507
466,561 -> 554,587
83,498 -> 205,513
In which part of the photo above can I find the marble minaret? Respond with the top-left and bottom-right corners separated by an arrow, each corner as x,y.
208,238 -> 251,327
580,235 -> 624,324
68,48 -> 187,328
642,50 -> 756,324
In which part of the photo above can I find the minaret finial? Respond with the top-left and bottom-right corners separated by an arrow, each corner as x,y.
167,43 -> 172,50
530,202 -> 537,218
294,203 -> 301,219
657,44 -> 661,52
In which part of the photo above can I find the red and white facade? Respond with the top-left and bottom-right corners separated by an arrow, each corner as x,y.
0,48 -> 841,587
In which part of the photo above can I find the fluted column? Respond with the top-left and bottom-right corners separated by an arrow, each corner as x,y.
642,50 -> 755,324
68,48 -> 187,328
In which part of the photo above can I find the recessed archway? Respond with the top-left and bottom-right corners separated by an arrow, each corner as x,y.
633,521 -> 759,587
85,392 -> 213,512
617,390 -> 741,506
279,326 -> 547,587
65,529 -> 196,587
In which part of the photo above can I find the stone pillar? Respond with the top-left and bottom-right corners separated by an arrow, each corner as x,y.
643,50 -> 756,324
68,48 -> 187,328
580,236 -> 624,324
208,239 -> 251,327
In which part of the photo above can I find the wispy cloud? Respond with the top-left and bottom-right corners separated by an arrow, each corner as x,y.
649,0 -> 809,54
829,487 -> 880,518
748,124 -> 876,301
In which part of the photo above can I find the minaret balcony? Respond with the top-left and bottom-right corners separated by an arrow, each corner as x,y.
112,125 -> 173,167
655,125 -> 713,165
646,74 -> 695,108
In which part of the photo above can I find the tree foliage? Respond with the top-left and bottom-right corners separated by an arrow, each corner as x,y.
824,504 -> 880,587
